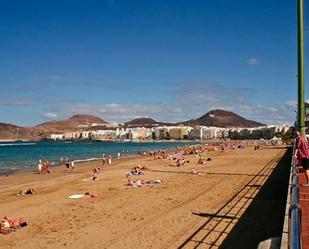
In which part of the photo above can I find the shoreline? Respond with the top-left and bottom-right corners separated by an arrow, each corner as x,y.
0,138 -> 221,143
0,143 -> 288,249
0,139 -> 268,177
0,141 -> 207,176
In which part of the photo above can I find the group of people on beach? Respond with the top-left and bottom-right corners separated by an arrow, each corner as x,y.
59,157 -> 75,171
37,160 -> 52,174
102,154 -> 112,166
3,139 -> 289,238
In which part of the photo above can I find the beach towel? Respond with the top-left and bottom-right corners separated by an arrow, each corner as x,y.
68,193 -> 97,199
69,194 -> 85,199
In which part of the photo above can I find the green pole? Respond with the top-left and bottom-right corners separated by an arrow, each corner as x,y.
298,0 -> 306,136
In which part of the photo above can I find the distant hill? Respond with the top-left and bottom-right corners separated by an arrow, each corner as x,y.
36,114 -> 108,132
181,109 -> 265,128
0,123 -> 43,140
0,110 -> 265,140
125,117 -> 176,127
126,118 -> 159,126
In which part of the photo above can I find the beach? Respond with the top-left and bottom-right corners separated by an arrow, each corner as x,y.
0,144 -> 289,249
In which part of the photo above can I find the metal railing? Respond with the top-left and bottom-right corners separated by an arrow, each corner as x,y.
288,145 -> 302,249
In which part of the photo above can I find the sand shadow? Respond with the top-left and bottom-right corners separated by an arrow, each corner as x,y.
177,148 -> 291,249
151,169 -> 262,177
218,148 -> 291,249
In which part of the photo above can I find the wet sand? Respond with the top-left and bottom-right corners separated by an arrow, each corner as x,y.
0,145 -> 288,249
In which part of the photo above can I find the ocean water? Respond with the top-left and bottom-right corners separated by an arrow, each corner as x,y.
0,141 -> 200,173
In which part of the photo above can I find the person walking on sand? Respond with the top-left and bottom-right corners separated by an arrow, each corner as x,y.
107,155 -> 112,164
37,160 -> 42,174
294,131 -> 309,186
102,154 -> 106,167
70,160 -> 75,170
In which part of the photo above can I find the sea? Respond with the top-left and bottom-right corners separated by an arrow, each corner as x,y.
0,140 -> 201,174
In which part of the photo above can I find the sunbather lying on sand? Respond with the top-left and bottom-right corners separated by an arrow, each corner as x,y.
69,192 -> 97,199
168,159 -> 186,167
134,165 -> 150,170
0,217 -> 27,234
17,187 -> 38,195
145,179 -> 162,184
190,169 -> 203,175
126,179 -> 145,187
126,178 -> 162,187
126,164 -> 151,176
87,168 -> 101,180
126,170 -> 144,176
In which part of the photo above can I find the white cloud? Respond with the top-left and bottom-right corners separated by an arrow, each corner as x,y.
284,100 -> 297,109
175,82 -> 293,124
41,82 -> 295,125
42,112 -> 59,119
45,102 -> 186,123
247,58 -> 258,65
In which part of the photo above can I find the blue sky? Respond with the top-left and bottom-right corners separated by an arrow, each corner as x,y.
0,0 -> 307,126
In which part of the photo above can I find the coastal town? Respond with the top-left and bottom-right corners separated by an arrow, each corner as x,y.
1,1 -> 307,248
49,123 -> 292,141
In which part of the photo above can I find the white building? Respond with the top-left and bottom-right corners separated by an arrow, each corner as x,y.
64,132 -> 81,140
189,126 -> 229,139
81,131 -> 92,139
50,133 -> 64,140
127,127 -> 152,140
91,130 -> 117,140
154,127 -> 169,139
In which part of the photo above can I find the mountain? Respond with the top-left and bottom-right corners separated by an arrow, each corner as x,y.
125,117 -> 176,127
126,118 -> 159,126
0,123 -> 43,140
181,109 -> 265,128
0,114 -> 108,140
68,114 -> 108,124
36,114 -> 108,132
0,111 -> 265,140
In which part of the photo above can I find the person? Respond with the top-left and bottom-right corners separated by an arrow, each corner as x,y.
107,155 -> 112,164
0,217 -> 27,234
42,160 -> 52,174
65,159 -> 70,170
117,152 -> 121,159
198,158 -> 205,165
102,154 -> 106,166
90,168 -> 101,180
70,160 -> 75,170
294,131 -> 309,186
37,160 -> 42,174
18,187 -> 39,195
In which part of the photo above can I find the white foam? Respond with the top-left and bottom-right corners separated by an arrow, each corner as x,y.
0,143 -> 36,147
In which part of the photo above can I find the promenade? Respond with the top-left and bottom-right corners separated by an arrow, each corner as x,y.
299,173 -> 309,248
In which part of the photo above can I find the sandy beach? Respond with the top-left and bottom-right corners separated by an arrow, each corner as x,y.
0,144 -> 289,249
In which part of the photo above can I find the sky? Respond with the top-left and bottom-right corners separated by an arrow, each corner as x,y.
0,0 -> 307,126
